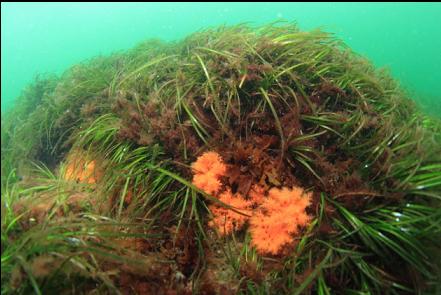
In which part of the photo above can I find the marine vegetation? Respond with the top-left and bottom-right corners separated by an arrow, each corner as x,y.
1,22 -> 441,294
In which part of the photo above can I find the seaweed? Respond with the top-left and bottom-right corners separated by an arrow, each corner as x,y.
2,22 -> 440,294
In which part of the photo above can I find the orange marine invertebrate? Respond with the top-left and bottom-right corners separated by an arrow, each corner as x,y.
65,160 -> 98,184
64,149 -> 102,184
191,151 -> 313,252
192,173 -> 223,195
191,151 -> 226,195
191,151 -> 227,177
65,160 -> 99,184
248,184 -> 266,206
208,189 -> 252,236
249,187 -> 312,255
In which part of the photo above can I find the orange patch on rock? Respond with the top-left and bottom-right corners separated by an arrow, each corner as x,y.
64,150 -> 102,184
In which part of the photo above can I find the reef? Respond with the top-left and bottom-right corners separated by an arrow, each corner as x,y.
1,23 -> 441,294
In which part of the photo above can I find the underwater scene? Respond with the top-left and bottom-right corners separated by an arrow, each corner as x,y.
1,3 -> 440,295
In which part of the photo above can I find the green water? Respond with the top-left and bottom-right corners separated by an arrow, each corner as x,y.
2,2 -> 440,115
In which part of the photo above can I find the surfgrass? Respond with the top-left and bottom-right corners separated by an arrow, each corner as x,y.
2,22 -> 440,294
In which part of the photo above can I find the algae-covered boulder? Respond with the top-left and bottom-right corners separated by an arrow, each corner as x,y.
1,23 -> 440,294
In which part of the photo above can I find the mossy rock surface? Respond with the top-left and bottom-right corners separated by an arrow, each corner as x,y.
1,23 -> 440,294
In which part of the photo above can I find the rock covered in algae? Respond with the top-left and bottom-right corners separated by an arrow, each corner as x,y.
1,23 -> 440,294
